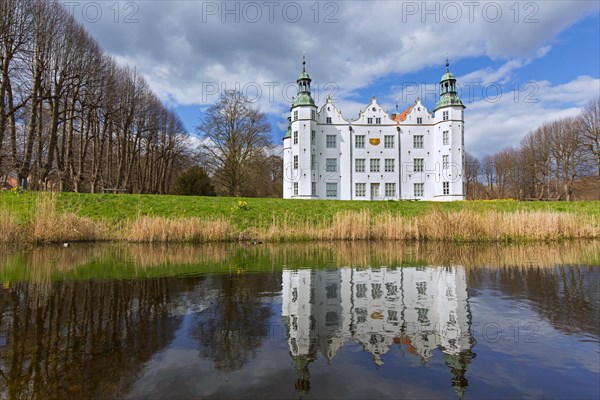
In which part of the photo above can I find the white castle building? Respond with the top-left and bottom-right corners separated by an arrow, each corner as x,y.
281,265 -> 476,397
283,59 -> 466,201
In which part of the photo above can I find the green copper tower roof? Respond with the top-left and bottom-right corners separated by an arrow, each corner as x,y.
435,58 -> 465,111
292,55 -> 316,108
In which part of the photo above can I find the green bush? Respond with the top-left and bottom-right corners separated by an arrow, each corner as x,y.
170,166 -> 216,196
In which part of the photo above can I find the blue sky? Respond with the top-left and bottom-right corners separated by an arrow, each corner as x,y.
73,1 -> 600,157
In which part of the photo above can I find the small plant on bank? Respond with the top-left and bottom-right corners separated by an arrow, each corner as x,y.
10,186 -> 24,195
232,200 -> 249,212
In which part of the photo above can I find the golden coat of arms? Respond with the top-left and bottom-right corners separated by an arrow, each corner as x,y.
369,138 -> 380,146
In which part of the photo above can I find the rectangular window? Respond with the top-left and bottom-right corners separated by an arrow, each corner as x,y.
326,134 -> 336,148
443,111 -> 449,121
326,158 -> 337,172
311,110 -> 316,120
311,182 -> 317,196
293,155 -> 298,170
326,117 -> 332,124
443,130 -> 449,145
293,182 -> 298,196
367,118 -> 373,124
384,135 -> 394,148
417,117 -> 422,124
294,110 -> 298,121
414,158 -> 424,172
385,158 -> 395,172
355,183 -> 366,197
385,183 -> 396,197
443,155 -> 449,169
355,158 -> 365,173
326,183 -> 337,198
414,182 -> 424,197
312,130 -> 316,140
293,130 -> 298,144
413,135 -> 424,149
311,154 -> 316,169
376,117 -> 381,124
355,135 -> 365,148
370,158 -> 380,172
443,181 -> 450,195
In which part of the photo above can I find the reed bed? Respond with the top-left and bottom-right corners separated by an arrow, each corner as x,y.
125,216 -> 233,242
0,194 -> 598,243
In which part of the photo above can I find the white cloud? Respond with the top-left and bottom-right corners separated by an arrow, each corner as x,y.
72,0 -> 599,155
466,75 -> 600,157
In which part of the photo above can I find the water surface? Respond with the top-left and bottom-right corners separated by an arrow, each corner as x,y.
0,242 -> 598,399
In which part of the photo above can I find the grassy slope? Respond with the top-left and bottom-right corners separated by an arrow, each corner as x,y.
2,191 -> 599,229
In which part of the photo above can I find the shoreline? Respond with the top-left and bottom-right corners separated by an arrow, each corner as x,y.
2,193 -> 598,244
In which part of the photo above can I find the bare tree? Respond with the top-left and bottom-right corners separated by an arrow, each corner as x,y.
578,98 -> 600,176
464,152 -> 480,200
197,91 -> 272,196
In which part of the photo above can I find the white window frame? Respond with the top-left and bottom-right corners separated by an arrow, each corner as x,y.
355,183 -> 366,197
414,158 -> 424,172
443,181 -> 450,195
385,158 -> 395,172
293,182 -> 298,195
355,135 -> 365,148
326,183 -> 337,198
293,130 -> 298,144
326,134 -> 336,148
443,130 -> 449,145
413,135 -> 424,149
355,158 -> 365,173
325,158 -> 337,172
293,155 -> 298,170
385,183 -> 396,197
370,158 -> 380,173
384,135 -> 394,148
443,155 -> 449,169
414,183 -> 424,197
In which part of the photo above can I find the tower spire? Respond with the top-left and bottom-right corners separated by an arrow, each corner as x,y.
445,55 -> 449,72
302,52 -> 306,73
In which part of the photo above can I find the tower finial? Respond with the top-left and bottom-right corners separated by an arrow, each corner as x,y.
445,54 -> 449,72
395,98 -> 399,112
302,52 -> 306,73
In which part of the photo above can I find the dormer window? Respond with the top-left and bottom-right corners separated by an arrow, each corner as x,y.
417,117 -> 422,124
376,118 -> 381,124
367,118 -> 373,124
326,117 -> 332,124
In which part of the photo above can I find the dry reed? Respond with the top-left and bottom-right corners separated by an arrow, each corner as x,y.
125,216 -> 233,242
28,194 -> 108,243
0,194 -> 598,244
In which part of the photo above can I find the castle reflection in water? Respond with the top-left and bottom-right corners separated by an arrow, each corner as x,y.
281,266 -> 476,396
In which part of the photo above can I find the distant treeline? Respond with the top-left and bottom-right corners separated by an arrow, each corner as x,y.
465,98 -> 600,201
0,0 -> 192,193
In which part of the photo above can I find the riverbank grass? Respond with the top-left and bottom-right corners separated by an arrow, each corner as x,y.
1,192 -> 599,243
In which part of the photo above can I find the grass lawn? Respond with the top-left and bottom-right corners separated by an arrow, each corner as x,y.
2,191 -> 599,230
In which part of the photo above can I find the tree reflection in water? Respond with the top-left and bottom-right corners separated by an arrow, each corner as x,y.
0,241 -> 597,399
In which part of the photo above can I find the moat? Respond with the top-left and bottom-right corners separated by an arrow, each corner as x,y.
0,242 -> 598,399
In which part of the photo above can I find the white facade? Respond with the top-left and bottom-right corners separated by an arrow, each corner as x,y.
283,60 -> 466,201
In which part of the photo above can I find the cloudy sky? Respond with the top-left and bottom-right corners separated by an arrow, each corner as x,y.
71,0 -> 599,157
